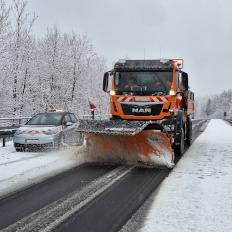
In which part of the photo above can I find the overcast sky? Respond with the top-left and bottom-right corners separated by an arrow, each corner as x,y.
6,0 -> 232,97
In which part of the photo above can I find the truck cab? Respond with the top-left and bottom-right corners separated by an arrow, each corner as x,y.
103,59 -> 192,121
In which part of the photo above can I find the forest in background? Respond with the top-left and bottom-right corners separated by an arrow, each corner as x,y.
195,89 -> 232,119
1,0 -> 232,122
0,0 -> 110,119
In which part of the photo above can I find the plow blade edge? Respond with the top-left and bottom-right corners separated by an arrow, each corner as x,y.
76,119 -> 174,168
82,130 -> 174,168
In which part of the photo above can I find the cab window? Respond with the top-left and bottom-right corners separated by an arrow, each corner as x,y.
62,114 -> 72,125
70,114 -> 78,123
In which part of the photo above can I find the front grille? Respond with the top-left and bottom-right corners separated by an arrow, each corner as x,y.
121,103 -> 163,116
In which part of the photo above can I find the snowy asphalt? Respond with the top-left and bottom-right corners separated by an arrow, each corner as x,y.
1,119 -> 231,231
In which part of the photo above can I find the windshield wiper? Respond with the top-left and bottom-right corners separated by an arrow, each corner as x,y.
152,72 -> 167,92
137,85 -> 143,95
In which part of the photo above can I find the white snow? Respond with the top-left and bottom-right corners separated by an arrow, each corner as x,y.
0,119 -> 232,231
141,119 -> 232,231
0,143 -> 85,198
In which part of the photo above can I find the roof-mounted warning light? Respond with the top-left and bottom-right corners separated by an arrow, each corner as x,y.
114,59 -> 126,68
160,58 -> 169,64
118,59 -> 126,64
56,109 -> 64,113
48,109 -> 64,113
160,58 -> 184,69
172,59 -> 184,69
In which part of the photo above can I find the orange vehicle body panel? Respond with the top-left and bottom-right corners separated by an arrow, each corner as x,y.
83,130 -> 175,168
110,95 -> 177,120
109,64 -> 188,120
77,59 -> 194,168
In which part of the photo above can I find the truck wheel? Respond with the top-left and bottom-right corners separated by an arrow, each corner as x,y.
174,128 -> 185,156
186,118 -> 192,146
110,115 -> 120,120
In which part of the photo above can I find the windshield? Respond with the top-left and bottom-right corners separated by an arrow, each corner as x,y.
114,71 -> 173,95
26,113 -> 63,125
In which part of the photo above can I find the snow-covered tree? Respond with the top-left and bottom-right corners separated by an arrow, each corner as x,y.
195,89 -> 232,119
6,0 -> 36,115
0,0 -> 11,116
0,0 -> 109,119
206,99 -> 213,117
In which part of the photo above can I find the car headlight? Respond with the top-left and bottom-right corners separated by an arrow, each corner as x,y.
43,129 -> 59,135
15,130 -> 23,135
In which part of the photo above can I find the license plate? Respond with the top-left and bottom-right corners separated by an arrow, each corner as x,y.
26,139 -> 40,144
148,137 -> 163,143
134,97 -> 150,102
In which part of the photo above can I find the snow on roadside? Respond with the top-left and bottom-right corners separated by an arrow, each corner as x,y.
1,119 -> 232,231
141,119 -> 232,232
0,141 -> 85,198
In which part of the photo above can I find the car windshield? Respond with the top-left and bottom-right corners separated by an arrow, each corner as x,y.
114,71 -> 173,95
26,113 -> 63,125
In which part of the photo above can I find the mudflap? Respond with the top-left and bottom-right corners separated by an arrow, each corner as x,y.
83,130 -> 175,169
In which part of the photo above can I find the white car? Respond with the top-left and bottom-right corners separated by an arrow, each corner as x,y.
13,110 -> 84,152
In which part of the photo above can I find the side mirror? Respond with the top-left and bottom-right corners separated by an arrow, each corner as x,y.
182,72 -> 188,91
66,122 -> 73,126
103,72 -> 109,92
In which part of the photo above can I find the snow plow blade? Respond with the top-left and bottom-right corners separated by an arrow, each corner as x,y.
76,120 -> 174,168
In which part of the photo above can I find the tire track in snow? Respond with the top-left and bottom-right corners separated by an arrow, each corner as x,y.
2,165 -> 134,232
0,155 -> 37,166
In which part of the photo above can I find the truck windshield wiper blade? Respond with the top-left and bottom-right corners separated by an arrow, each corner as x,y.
137,85 -> 143,95
152,73 -> 167,92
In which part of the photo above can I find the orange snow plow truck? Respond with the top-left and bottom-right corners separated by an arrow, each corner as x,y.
76,59 -> 194,168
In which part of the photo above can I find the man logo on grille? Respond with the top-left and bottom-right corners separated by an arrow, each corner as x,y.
132,107 -> 151,113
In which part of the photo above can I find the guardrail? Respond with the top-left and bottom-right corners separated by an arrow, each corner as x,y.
78,114 -> 111,120
0,126 -> 20,147
0,117 -> 31,147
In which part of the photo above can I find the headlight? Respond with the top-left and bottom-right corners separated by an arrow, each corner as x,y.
169,90 -> 176,96
15,130 -> 23,135
110,90 -> 116,96
43,129 -> 59,135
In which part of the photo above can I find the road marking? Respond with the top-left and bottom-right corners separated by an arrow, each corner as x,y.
2,165 -> 134,232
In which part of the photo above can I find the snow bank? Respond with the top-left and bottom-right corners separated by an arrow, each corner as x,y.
0,142 -> 85,198
141,119 -> 232,231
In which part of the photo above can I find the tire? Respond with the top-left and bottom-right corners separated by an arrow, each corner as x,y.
16,147 -> 26,152
186,118 -> 192,146
110,115 -> 120,120
174,128 -> 185,156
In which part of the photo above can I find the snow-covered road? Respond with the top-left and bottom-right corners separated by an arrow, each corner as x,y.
0,144 -> 85,198
138,119 -> 232,231
0,119 -> 232,231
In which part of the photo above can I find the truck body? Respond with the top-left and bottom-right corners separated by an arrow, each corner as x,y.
76,59 -> 194,168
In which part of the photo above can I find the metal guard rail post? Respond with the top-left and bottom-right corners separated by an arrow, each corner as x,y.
0,117 -> 31,147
